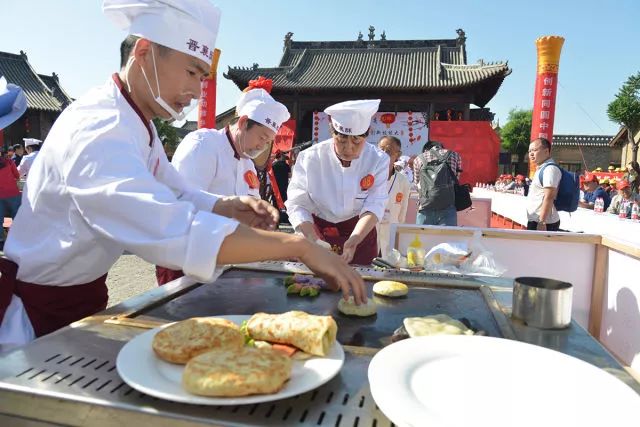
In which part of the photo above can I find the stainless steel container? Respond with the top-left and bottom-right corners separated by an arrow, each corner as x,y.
512,277 -> 573,329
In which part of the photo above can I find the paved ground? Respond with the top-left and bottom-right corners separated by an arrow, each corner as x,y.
106,255 -> 157,307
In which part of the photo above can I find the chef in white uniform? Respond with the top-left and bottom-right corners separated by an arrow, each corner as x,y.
376,136 -> 410,258
0,0 -> 365,351
17,138 -> 42,178
172,88 -> 289,198
157,88 -> 289,284
286,100 -> 389,265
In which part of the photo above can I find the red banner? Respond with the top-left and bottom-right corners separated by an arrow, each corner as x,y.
530,72 -> 560,142
268,119 -> 296,210
272,119 -> 296,155
197,49 -> 221,129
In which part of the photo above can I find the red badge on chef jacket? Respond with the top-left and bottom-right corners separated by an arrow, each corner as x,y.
395,192 -> 403,203
244,170 -> 260,189
360,174 -> 375,191
323,227 -> 340,237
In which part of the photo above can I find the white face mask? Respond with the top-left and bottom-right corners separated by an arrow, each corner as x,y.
238,125 -> 269,159
132,46 -> 196,122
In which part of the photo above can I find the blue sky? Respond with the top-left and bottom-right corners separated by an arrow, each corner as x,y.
2,0 -> 638,135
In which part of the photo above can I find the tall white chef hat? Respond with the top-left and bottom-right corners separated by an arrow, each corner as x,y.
102,0 -> 221,66
0,77 -> 27,131
235,89 -> 290,134
324,99 -> 380,136
23,138 -> 42,147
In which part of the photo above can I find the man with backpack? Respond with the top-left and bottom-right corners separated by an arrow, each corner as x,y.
413,141 -> 462,226
526,137 -> 563,231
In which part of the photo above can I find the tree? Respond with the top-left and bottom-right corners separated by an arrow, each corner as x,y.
152,118 -> 180,157
607,72 -> 640,163
500,108 -> 532,175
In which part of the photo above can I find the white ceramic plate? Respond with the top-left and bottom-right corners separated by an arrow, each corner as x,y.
368,335 -> 640,427
116,315 -> 344,405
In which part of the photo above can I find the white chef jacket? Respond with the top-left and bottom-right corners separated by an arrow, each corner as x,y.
17,151 -> 38,178
0,74 -> 239,349
285,139 -> 389,228
377,171 -> 411,258
171,128 -> 260,198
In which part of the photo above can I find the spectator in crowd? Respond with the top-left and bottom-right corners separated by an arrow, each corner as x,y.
515,174 -> 529,196
607,180 -> 640,217
6,146 -> 15,164
413,140 -> 462,226
579,173 -> 610,211
377,136 -> 410,257
0,149 -> 21,247
625,161 -> 640,193
11,144 -> 24,166
526,137 -> 561,231
502,175 -> 516,191
17,138 -> 42,178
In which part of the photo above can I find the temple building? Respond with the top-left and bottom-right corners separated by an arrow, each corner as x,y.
224,28 -> 511,184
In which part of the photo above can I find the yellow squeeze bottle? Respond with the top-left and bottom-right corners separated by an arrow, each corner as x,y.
407,235 -> 425,267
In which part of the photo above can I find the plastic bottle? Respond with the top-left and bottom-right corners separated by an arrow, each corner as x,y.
631,202 -> 639,221
619,200 -> 628,219
406,235 -> 426,268
595,197 -> 603,213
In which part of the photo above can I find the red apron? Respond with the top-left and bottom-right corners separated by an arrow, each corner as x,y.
312,215 -> 377,265
155,266 -> 184,286
0,258 -> 108,337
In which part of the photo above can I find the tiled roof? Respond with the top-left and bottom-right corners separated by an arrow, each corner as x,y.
552,135 -> 614,147
39,73 -> 73,108
225,33 -> 511,107
0,51 -> 64,112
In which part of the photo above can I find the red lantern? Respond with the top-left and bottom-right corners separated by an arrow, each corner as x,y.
380,113 -> 396,129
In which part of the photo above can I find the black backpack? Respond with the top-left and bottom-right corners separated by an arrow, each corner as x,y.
418,149 -> 456,210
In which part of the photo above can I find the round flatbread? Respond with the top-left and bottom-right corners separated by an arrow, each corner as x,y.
338,296 -> 377,317
182,347 -> 292,397
373,280 -> 409,297
152,317 -> 244,364
403,314 -> 474,337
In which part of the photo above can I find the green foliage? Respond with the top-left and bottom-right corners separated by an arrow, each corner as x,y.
500,109 -> 533,155
152,118 -> 180,154
607,72 -> 640,132
608,72 -> 640,161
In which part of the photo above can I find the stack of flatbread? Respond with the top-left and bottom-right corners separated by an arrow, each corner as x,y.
151,312 -> 338,398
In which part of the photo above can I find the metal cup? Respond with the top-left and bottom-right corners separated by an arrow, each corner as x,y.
512,277 -> 573,329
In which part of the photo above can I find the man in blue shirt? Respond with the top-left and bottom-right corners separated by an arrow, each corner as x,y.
579,174 -> 610,210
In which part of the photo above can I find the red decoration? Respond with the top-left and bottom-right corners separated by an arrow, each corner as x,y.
360,174 -> 375,191
245,76 -> 273,93
198,49 -> 221,129
244,170 -> 260,189
380,113 -> 396,128
395,192 -> 403,203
